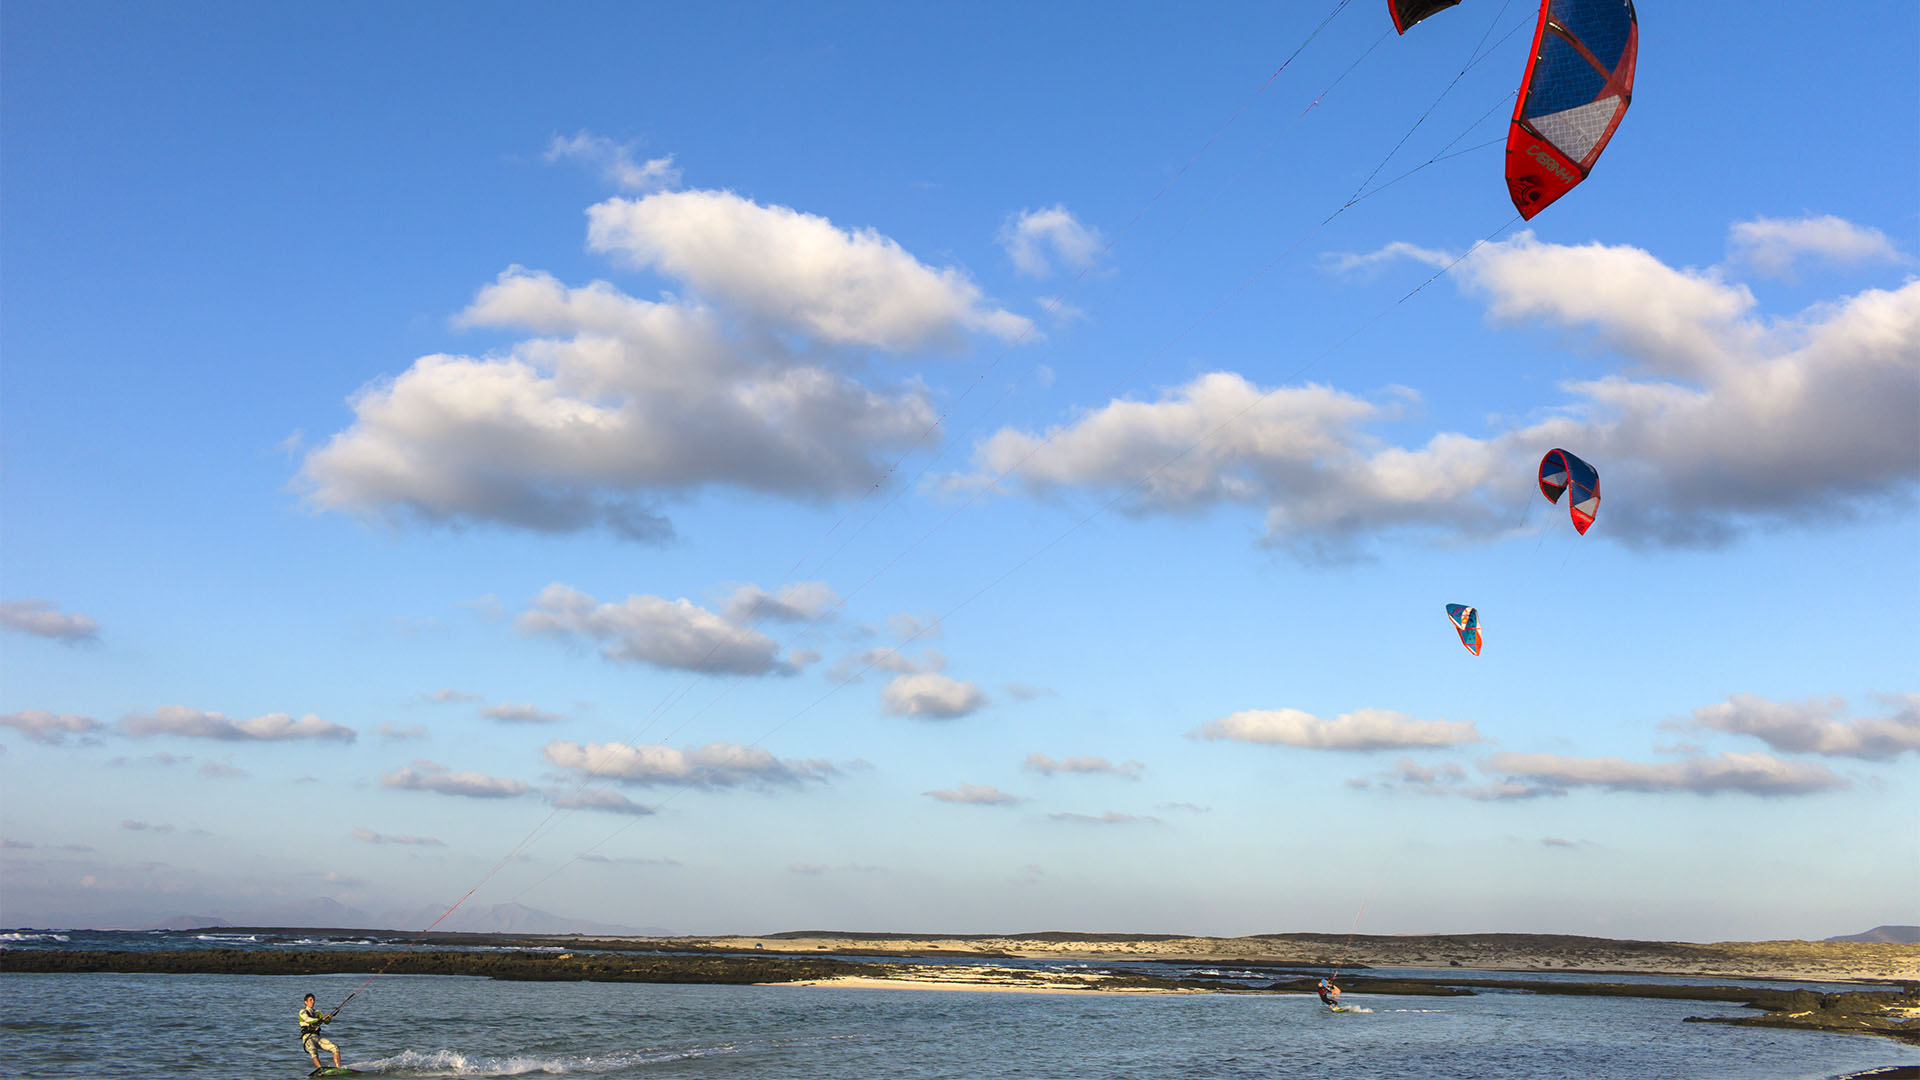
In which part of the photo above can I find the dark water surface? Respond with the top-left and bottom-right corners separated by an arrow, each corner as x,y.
4,969 -> 1916,1080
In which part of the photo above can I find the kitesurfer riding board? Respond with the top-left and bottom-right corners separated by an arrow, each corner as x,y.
299,993 -> 350,1073
1316,977 -> 1344,1010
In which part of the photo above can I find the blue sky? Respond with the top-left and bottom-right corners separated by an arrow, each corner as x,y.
3,1 -> 1915,940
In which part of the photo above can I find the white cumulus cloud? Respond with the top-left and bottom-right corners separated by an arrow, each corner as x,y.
954,223 -> 1920,557
301,264 -> 940,540
588,188 -> 1028,349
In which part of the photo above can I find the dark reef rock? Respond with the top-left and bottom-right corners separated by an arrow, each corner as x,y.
0,948 -> 879,985
1683,988 -> 1920,1044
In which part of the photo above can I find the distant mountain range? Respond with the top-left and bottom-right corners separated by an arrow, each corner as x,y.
151,899 -> 667,936
1824,924 -> 1920,944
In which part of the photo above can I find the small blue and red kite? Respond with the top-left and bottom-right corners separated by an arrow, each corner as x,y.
1446,603 -> 1482,655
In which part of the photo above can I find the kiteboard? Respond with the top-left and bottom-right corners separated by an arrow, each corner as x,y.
308,1068 -> 361,1078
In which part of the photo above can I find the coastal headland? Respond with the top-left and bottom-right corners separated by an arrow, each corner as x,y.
7,929 -> 1916,1043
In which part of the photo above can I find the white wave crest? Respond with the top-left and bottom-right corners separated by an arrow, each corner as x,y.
356,1043 -> 742,1076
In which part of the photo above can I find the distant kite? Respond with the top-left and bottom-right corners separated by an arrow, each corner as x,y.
1388,0 -> 1639,219
1538,448 -> 1601,534
1446,603 -> 1482,656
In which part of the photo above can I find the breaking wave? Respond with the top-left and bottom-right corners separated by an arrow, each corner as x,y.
0,932 -> 70,945
354,1044 -> 743,1076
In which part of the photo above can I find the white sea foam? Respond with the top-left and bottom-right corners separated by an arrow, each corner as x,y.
357,1043 -> 741,1076
0,932 -> 71,944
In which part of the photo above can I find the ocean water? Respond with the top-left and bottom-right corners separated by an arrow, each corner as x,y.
4,970 -> 1917,1080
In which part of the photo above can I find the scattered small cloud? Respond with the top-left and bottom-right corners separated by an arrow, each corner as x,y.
924,783 -> 1020,805
380,759 -> 530,799
1155,801 -> 1211,814
721,581 -> 839,625
1350,758 -> 1557,800
1023,753 -> 1143,779
392,615 -> 446,638
544,131 -> 679,192
481,702 -> 566,725
375,723 -> 430,742
1048,810 -> 1157,825
828,645 -> 927,682
426,689 -> 484,704
542,740 -> 833,789
1481,750 -> 1848,797
1193,707 -> 1481,751
578,853 -> 679,867
1728,214 -> 1904,279
464,595 -> 508,622
1680,692 -> 1920,760
547,788 -> 656,816
998,205 -> 1103,278
882,672 -> 988,719
0,710 -> 104,745
351,827 -> 445,847
122,706 -> 356,743
887,613 -> 941,641
120,820 -> 175,833
519,584 -> 801,676
197,761 -> 248,779
787,861 -> 884,875
0,599 -> 100,644
1003,682 -> 1057,702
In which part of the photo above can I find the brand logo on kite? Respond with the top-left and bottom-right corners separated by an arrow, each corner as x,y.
1526,144 -> 1578,183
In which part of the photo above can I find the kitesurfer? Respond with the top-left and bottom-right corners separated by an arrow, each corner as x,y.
1316,978 -> 1342,1008
299,993 -> 342,1071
